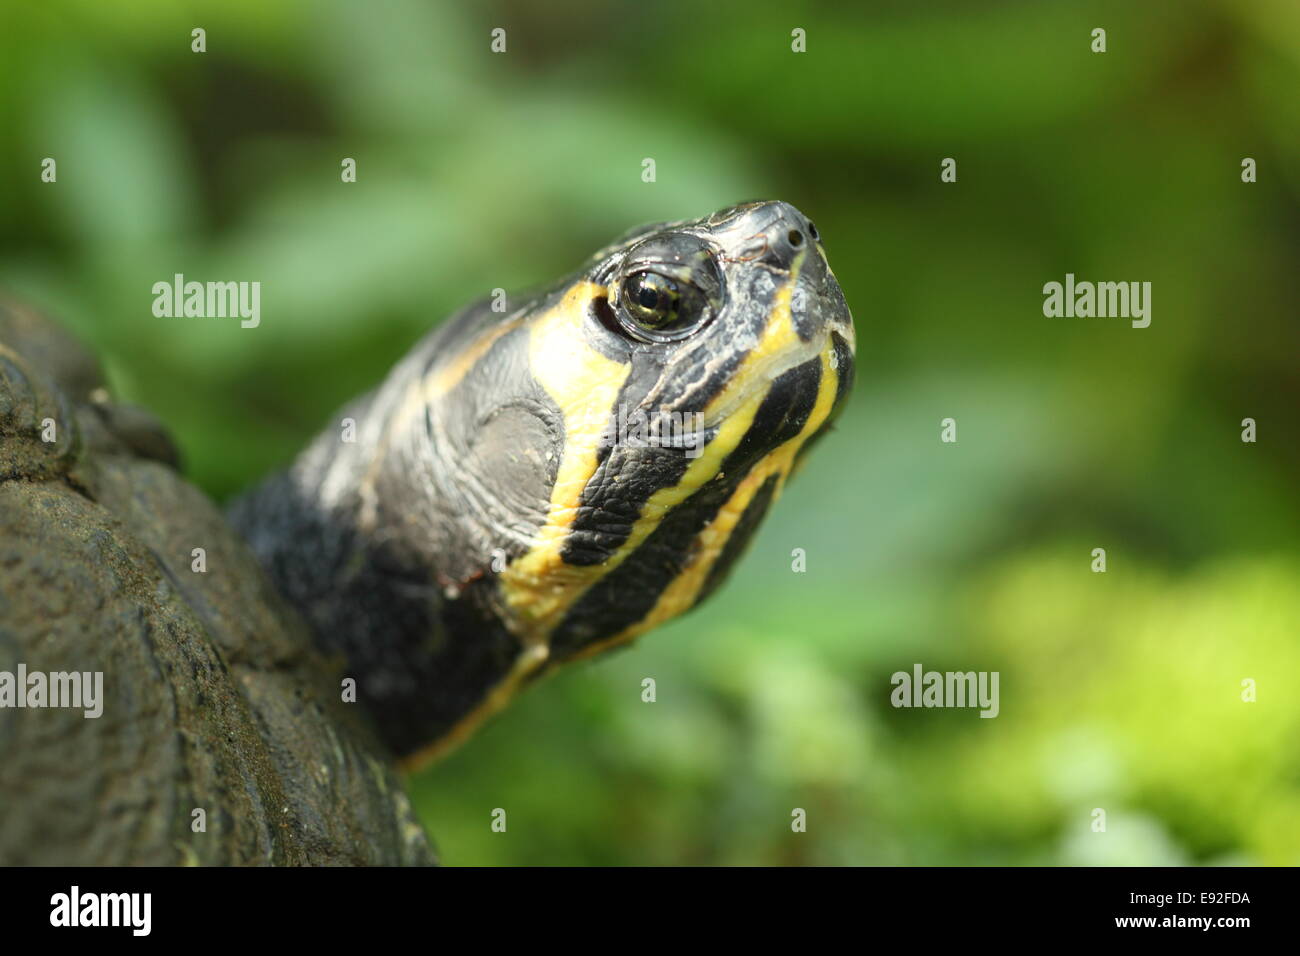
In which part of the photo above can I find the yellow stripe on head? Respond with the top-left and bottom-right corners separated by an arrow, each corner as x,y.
570,344 -> 843,662
500,281 -> 628,638
701,249 -> 811,425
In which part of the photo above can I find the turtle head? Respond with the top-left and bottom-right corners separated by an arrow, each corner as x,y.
496,200 -> 856,660
235,201 -> 855,764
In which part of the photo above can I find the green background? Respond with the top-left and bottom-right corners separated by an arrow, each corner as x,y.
2,0 -> 1297,865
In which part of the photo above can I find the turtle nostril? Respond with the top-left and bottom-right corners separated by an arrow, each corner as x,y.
807,220 -> 819,241
787,229 -> 804,247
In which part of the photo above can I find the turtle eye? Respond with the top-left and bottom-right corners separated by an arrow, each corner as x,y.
616,271 -> 710,341
604,232 -> 723,343
623,272 -> 680,328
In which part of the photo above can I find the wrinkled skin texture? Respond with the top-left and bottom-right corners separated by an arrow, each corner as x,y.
0,302 -> 433,865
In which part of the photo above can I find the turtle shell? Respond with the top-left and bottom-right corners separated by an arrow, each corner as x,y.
0,299 -> 433,865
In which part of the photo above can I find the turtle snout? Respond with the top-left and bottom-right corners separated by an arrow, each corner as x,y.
766,201 -> 818,264
744,200 -> 819,272
709,200 -> 855,349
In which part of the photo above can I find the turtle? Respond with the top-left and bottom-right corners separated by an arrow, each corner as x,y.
0,200 -> 855,865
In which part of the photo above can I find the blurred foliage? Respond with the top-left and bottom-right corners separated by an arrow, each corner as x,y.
1,0 -> 1297,865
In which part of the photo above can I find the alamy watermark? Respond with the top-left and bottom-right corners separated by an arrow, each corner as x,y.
605,404 -> 706,458
152,274 -> 260,328
50,886 -> 150,936
1043,273 -> 1151,328
890,663 -> 999,718
0,664 -> 103,718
